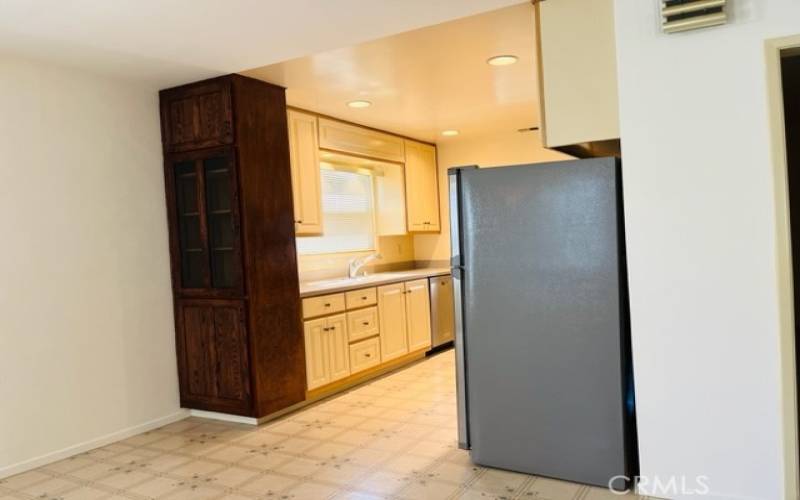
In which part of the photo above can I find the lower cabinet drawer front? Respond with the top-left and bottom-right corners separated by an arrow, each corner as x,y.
347,306 -> 379,342
345,287 -> 377,309
349,337 -> 381,374
303,293 -> 345,319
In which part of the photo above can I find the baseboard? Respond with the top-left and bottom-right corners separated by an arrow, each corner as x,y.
188,409 -> 259,426
0,410 -> 190,480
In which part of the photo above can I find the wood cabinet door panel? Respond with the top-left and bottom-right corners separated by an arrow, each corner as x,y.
180,303 -> 216,397
287,110 -> 323,234
176,299 -> 250,411
326,314 -> 351,383
304,318 -> 330,390
404,140 -> 440,233
405,279 -> 432,352
213,304 -> 249,400
378,283 -> 409,362
161,81 -> 233,153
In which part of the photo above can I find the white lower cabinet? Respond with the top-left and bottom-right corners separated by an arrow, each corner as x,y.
349,337 -> 381,374
378,282 -> 410,362
405,279 -> 432,352
304,313 -> 351,390
305,277 -> 435,391
378,279 -> 432,362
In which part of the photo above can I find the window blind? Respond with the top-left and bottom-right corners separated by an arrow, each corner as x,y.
296,168 -> 376,255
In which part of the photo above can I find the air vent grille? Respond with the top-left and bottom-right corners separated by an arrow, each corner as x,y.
662,0 -> 727,34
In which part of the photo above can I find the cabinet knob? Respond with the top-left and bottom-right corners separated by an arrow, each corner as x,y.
362,321 -> 369,326
295,220 -> 303,224
324,303 -> 331,307
361,296 -> 367,300
365,353 -> 371,358
323,327 -> 329,332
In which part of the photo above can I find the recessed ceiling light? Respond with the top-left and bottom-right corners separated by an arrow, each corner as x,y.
347,100 -> 372,109
487,55 -> 518,66
441,130 -> 459,137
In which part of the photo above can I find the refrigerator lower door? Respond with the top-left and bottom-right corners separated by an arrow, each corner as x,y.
453,159 -> 633,488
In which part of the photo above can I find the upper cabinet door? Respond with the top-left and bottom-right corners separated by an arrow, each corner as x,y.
287,110 -> 323,235
404,279 -> 432,352
318,118 -> 405,163
404,140 -> 440,233
536,0 -> 619,147
160,80 -> 234,153
166,148 -> 243,297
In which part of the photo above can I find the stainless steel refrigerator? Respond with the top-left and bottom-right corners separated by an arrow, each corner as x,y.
449,158 -> 637,490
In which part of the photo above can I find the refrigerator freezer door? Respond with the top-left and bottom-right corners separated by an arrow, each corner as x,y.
455,159 -> 630,487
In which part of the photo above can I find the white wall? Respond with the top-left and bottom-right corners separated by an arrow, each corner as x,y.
614,1 -> 800,499
0,56 -> 183,477
414,130 -> 572,261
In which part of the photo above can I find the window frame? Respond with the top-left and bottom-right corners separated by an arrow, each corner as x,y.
295,163 -> 380,256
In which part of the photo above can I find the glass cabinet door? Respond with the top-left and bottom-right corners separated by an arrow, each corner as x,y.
203,155 -> 240,289
169,149 -> 242,295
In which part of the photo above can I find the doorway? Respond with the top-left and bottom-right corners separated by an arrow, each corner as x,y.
783,54 -> 800,428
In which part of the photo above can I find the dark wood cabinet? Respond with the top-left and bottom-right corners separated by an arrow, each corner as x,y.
165,147 -> 243,297
160,80 -> 233,153
161,75 -> 306,418
176,299 -> 250,413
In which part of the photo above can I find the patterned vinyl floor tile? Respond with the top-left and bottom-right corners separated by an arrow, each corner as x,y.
0,350 -> 643,500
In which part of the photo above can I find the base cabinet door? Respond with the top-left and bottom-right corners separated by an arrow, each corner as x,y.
176,299 -> 250,413
378,283 -> 409,362
326,314 -> 351,383
405,279 -> 433,352
304,318 -> 330,391
304,314 -> 351,390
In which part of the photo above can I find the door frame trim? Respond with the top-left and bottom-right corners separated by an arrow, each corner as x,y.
765,34 -> 800,500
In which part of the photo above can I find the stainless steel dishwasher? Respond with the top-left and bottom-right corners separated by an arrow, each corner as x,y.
429,275 -> 455,349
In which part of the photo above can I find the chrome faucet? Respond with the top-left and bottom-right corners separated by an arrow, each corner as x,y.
348,253 -> 382,278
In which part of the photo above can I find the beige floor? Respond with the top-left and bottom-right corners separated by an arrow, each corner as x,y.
0,350 -> 643,500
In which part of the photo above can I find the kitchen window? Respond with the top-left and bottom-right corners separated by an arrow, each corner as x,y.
295,167 -> 376,255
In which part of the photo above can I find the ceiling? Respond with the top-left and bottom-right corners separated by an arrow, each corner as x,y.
0,0 -> 526,88
242,3 -> 539,143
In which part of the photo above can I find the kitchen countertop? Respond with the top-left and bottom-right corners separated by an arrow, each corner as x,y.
299,267 -> 451,297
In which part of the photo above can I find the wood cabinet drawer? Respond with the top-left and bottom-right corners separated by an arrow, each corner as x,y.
349,337 -> 381,374
347,306 -> 379,342
318,118 -> 405,162
345,287 -> 377,309
302,293 -> 346,319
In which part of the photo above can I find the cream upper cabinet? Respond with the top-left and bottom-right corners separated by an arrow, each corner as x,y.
378,282 -> 409,362
404,140 -> 440,233
303,318 -> 330,390
404,279 -> 432,352
536,0 -> 619,147
318,118 -> 405,162
303,313 -> 351,390
375,162 -> 407,236
287,109 -> 323,235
